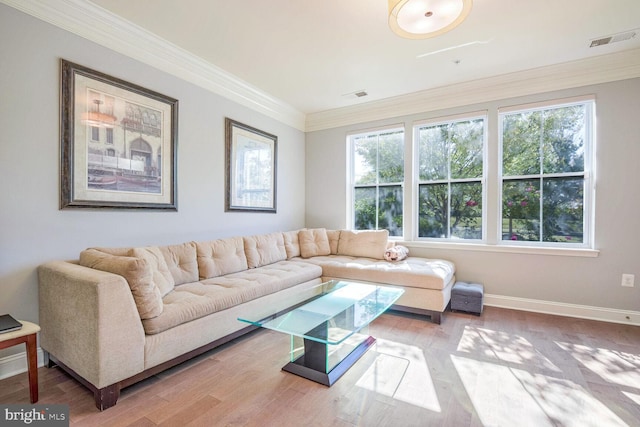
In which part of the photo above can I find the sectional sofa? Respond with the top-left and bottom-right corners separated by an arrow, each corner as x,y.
38,228 -> 455,410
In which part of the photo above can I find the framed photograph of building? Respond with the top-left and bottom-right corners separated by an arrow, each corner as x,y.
225,118 -> 277,213
60,59 -> 178,210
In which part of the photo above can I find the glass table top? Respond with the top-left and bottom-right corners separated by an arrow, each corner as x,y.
238,280 -> 404,345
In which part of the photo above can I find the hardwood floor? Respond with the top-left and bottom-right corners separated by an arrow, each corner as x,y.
1,307 -> 639,426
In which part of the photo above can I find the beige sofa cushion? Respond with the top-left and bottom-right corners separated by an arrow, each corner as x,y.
158,242 -> 198,285
131,247 -> 175,297
299,228 -> 331,258
142,261 -> 322,334
79,248 -> 163,319
283,230 -> 303,259
300,255 -> 455,290
327,230 -> 340,254
337,229 -> 389,260
243,233 -> 287,268
196,237 -> 248,279
93,246 -> 131,256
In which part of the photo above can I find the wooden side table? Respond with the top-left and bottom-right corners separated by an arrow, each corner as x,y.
0,320 -> 40,403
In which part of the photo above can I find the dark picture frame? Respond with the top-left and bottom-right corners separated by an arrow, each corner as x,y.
60,59 -> 178,210
225,118 -> 277,213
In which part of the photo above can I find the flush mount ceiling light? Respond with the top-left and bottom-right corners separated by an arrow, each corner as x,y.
389,0 -> 473,40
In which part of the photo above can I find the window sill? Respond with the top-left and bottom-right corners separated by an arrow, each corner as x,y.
398,240 -> 599,258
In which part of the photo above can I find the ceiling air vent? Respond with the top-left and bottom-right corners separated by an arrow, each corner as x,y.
590,30 -> 637,48
342,90 -> 368,99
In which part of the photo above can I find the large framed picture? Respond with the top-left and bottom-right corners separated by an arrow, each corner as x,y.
60,59 -> 178,210
225,118 -> 277,213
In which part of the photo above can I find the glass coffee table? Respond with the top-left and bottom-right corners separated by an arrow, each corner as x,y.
238,280 -> 403,386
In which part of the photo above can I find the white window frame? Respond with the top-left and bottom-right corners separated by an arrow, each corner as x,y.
497,96 -> 595,249
346,125 -> 405,237
413,112 -> 488,242
342,97 -> 598,258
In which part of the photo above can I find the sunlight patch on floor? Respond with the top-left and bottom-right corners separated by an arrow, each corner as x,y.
356,339 -> 441,412
458,326 -> 560,371
452,355 -> 629,427
555,341 -> 640,389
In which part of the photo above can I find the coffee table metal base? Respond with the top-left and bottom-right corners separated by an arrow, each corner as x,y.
282,336 -> 376,386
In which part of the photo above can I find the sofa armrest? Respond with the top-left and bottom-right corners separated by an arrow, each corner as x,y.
38,261 -> 145,389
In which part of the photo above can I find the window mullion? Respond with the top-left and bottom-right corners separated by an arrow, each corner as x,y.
376,135 -> 380,230
539,113 -> 545,242
446,125 -> 451,238
539,176 -> 544,242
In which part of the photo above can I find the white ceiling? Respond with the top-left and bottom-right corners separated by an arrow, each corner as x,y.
87,0 -> 640,115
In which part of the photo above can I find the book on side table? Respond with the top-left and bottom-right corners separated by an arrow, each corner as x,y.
0,314 -> 22,334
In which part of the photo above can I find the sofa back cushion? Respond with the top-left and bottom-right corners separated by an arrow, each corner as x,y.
79,248 -> 163,319
299,228 -> 331,258
327,230 -> 340,254
92,246 -> 131,256
158,242 -> 199,285
131,246 -> 175,296
243,233 -> 287,268
196,237 -> 248,279
337,229 -> 389,260
282,230 -> 303,259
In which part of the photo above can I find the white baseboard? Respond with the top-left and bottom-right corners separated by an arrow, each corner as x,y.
1,295 -> 638,380
484,293 -> 640,326
0,348 -> 45,381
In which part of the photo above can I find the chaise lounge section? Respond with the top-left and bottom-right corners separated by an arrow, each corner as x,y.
38,228 -> 455,410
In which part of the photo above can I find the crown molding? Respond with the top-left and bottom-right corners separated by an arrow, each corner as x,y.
4,0 -> 640,133
306,48 -> 640,132
0,0 -> 307,131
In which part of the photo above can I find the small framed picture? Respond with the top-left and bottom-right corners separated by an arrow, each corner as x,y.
225,118 -> 277,213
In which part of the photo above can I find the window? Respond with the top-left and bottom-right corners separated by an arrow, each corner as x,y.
499,99 -> 593,245
416,116 -> 485,239
349,128 -> 404,237
344,96 -> 595,253
106,127 -> 114,144
90,126 -> 99,141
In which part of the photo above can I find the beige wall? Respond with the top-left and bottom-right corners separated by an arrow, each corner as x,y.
306,78 -> 640,315
0,4 -> 306,359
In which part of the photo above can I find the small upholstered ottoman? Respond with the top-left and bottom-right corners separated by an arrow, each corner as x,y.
451,282 -> 484,315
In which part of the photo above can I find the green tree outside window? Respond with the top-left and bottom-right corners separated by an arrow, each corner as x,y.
351,129 -> 404,236
417,118 -> 485,239
501,103 -> 588,243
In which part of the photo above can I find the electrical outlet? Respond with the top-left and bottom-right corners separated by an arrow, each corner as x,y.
621,274 -> 635,287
